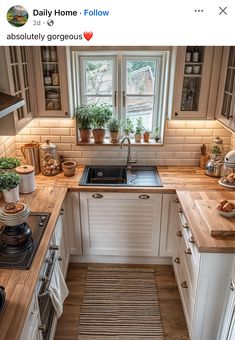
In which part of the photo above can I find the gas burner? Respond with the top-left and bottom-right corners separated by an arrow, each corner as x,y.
0,212 -> 50,269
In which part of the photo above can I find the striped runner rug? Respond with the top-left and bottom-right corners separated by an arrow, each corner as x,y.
78,267 -> 165,339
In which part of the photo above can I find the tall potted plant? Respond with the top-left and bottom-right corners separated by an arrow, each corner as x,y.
0,171 -> 21,203
91,104 -> 112,143
74,104 -> 93,142
107,118 -> 120,143
134,117 -> 145,142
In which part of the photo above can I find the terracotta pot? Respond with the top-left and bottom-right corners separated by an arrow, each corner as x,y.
2,186 -> 20,203
110,131 -> 119,143
135,133 -> 142,142
62,161 -> 76,177
79,129 -> 92,142
143,131 -> 150,142
92,128 -> 106,143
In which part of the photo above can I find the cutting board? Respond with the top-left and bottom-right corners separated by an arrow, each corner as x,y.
194,200 -> 235,237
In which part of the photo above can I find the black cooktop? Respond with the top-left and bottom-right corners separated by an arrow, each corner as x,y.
0,212 -> 50,269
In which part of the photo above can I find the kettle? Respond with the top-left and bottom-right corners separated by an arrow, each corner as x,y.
21,141 -> 40,175
205,157 -> 224,178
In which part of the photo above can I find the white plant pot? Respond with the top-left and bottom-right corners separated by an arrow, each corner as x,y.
2,186 -> 20,203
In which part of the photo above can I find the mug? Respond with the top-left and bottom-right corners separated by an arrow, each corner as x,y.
185,66 -> 193,74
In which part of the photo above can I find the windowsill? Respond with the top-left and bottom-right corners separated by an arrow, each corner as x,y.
77,138 -> 163,146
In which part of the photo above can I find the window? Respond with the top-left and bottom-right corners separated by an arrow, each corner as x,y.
73,51 -> 169,138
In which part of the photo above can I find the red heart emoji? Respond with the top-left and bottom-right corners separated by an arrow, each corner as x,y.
83,31 -> 93,41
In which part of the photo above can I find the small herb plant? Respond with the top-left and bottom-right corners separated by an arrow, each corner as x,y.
107,118 -> 120,132
154,127 -> 160,142
0,157 -> 20,169
211,145 -> 221,154
135,117 -> 145,134
74,104 -> 93,130
0,172 -> 21,191
91,104 -> 112,128
123,118 -> 134,134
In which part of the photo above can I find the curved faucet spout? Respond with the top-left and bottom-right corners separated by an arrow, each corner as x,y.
120,135 -> 136,169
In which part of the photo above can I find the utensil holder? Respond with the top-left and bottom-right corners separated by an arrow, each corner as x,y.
200,155 -> 209,169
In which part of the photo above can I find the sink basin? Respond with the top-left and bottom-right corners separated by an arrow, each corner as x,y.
79,165 -> 163,187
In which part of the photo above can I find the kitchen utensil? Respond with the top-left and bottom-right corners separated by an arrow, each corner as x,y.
40,140 -> 60,176
15,165 -> 36,193
21,141 -> 40,175
0,286 -> 6,313
219,150 -> 235,188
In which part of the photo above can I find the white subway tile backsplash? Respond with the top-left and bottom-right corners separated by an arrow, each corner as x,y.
167,120 -> 187,129
40,119 -> 60,128
41,136 -> 61,143
50,128 -> 70,135
92,145 -> 111,151
212,129 -> 231,137
181,159 -> 199,166
165,144 -> 185,151
31,128 -> 50,135
62,151 -> 83,158
59,119 -> 75,128
165,137 -> 185,144
57,143 -> 72,151
174,152 -> 194,159
19,127 -> 31,135
184,137 -> 203,144
165,159 -> 181,166
194,129 -> 213,136
4,136 -> 15,151
93,158 -> 111,165
186,121 -> 205,128
61,136 -> 76,143
22,135 -> 41,142
136,152 -> 156,159
165,129 -> 176,137
157,152 -> 174,159
83,151 -> 102,158
175,129 -> 194,136
101,151 -> 120,158
204,120 -> 221,128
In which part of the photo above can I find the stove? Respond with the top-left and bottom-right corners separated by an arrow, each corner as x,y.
0,212 -> 50,269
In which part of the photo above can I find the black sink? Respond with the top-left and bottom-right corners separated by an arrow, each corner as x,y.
79,165 -> 163,187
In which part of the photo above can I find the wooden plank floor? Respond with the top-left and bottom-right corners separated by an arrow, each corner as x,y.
55,263 -> 189,340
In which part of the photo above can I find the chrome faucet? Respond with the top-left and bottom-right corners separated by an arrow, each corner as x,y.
120,135 -> 136,169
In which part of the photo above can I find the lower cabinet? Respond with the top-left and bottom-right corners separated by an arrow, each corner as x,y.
173,201 -> 234,340
20,295 -> 42,340
80,192 -> 162,256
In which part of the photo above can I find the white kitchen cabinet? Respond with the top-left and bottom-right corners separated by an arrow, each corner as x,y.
173,201 -> 234,340
172,46 -> 222,119
80,192 -> 162,257
159,194 -> 177,257
33,47 -> 69,117
64,192 -> 82,255
0,46 -> 35,135
20,294 -> 42,340
216,47 -> 235,131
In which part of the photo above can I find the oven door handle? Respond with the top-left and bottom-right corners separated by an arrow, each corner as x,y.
38,250 -> 57,296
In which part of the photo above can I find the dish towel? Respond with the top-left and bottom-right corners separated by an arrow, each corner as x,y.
49,260 -> 69,318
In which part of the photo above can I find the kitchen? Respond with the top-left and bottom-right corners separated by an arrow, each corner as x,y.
0,46 -> 235,340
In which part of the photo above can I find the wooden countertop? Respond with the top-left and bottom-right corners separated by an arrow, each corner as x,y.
0,166 -> 234,339
177,191 -> 235,253
0,186 -> 67,340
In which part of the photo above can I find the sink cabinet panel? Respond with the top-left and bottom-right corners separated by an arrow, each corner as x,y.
80,192 -> 162,257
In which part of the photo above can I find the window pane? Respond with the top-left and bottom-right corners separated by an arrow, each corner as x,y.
86,96 -> 113,106
85,60 -> 113,95
126,60 -> 156,95
126,96 -> 154,131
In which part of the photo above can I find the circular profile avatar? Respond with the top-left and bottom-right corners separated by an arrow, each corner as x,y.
7,5 -> 28,27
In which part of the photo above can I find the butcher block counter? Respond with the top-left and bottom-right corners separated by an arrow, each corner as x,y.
0,186 -> 67,340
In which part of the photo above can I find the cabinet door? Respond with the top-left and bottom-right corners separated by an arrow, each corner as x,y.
0,46 -> 35,135
172,46 -> 220,119
80,192 -> 162,256
33,47 -> 69,117
159,194 -> 177,257
20,295 -> 42,340
216,47 -> 235,131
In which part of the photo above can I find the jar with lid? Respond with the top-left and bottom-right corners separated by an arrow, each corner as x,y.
40,140 -> 60,176
209,136 -> 224,160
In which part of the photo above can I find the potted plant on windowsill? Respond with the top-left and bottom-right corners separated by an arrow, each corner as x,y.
143,129 -> 151,143
0,171 -> 21,203
134,117 -> 145,142
123,118 -> 134,136
91,104 -> 112,143
154,127 -> 161,142
74,104 -> 93,142
0,157 -> 20,173
107,118 -> 120,143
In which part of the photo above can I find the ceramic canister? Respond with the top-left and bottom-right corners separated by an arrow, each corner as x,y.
15,165 -> 36,193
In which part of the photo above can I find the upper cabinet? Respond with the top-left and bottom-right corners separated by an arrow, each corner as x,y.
172,46 -> 222,119
0,46 -> 35,135
216,47 -> 235,131
33,47 -> 69,117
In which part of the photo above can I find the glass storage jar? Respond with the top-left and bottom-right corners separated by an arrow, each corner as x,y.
209,136 -> 224,159
40,140 -> 60,176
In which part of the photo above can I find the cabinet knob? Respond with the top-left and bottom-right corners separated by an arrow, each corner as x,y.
174,112 -> 178,116
177,207 -> 183,213
189,236 -> 195,243
60,208 -> 64,215
174,197 -> 179,203
230,281 -> 235,291
181,281 -> 188,289
138,195 -> 150,199
49,244 -> 59,251
38,324 -> 47,332
92,194 -> 103,199
176,230 -> 182,237
64,112 -> 68,116
174,257 -> 180,264
185,248 -> 192,255
183,223 -> 188,229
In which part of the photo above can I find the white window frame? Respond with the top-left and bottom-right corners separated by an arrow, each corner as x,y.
72,50 -> 170,141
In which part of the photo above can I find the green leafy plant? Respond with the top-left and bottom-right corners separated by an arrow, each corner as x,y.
122,118 -> 134,134
107,118 -> 120,132
0,172 -> 21,191
135,117 -> 145,134
211,145 -> 221,154
74,104 -> 93,130
154,127 -> 160,142
91,104 -> 112,129
0,157 -> 20,169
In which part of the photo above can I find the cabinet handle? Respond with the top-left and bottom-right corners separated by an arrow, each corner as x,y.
174,197 -> 179,203
123,91 -> 126,107
92,194 -> 103,199
60,208 -> 64,215
138,195 -> 150,199
189,236 -> 195,243
57,256 -> 62,261
174,257 -> 180,264
181,281 -> 188,289
183,223 -> 188,229
185,248 -> 192,255
177,207 -> 183,213
114,90 -> 117,107
176,230 -> 182,237
38,324 -> 47,332
174,112 -> 178,116
230,281 -> 235,291
49,244 -> 59,251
